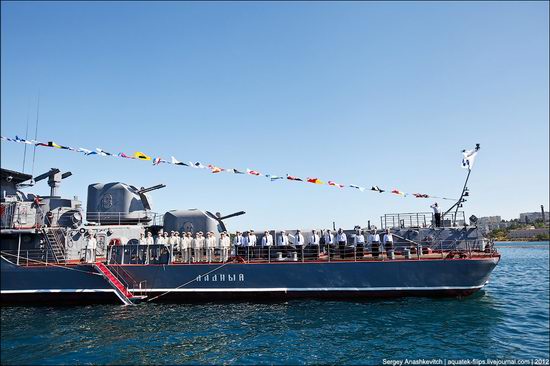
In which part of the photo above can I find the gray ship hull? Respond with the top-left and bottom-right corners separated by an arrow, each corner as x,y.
1,256 -> 500,304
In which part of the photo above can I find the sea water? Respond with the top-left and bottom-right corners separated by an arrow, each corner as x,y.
1,242 -> 548,365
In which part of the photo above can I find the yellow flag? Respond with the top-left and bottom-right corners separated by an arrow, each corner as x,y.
133,152 -> 152,161
48,141 -> 62,148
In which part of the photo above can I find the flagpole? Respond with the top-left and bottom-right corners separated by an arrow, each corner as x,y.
444,143 -> 479,226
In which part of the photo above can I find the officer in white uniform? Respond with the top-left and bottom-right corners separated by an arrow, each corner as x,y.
292,230 -> 304,247
248,230 -> 257,259
430,202 -> 442,227
383,229 -> 394,253
261,231 -> 273,258
233,231 -> 243,256
324,229 -> 334,255
307,230 -> 320,257
308,230 -> 320,246
336,229 -> 347,259
278,231 -> 289,246
138,233 -> 147,245
354,230 -> 366,257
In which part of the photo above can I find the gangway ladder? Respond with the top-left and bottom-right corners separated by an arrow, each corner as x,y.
42,228 -> 66,263
93,262 -> 142,306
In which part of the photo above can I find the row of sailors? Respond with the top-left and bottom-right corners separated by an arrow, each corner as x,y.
232,229 -> 394,247
138,228 -> 394,248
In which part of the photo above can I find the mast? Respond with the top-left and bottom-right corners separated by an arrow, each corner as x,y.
443,144 -> 480,226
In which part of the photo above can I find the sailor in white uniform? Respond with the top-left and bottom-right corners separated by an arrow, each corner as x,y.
169,232 -> 179,262
156,231 -> 165,245
308,230 -> 320,246
218,232 -> 230,262
180,232 -> 192,263
205,231 -> 216,262
192,232 -> 205,262
138,233 -> 147,245
85,234 -> 97,263
144,231 -> 154,264
368,230 -> 381,257
262,231 -> 273,246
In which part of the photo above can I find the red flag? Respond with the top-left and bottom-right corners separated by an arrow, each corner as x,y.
307,178 -> 324,185
247,169 -> 261,176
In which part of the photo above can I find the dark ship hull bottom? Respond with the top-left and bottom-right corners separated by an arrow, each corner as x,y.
1,256 -> 499,305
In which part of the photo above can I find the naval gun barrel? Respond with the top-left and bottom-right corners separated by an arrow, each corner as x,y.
138,184 -> 166,194
218,211 -> 246,221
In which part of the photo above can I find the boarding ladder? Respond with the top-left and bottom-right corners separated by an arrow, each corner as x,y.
93,262 -> 146,306
42,228 -> 66,263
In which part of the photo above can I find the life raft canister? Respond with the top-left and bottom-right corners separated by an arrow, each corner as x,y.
109,238 -> 122,246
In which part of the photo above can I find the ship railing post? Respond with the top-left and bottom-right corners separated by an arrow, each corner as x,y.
268,246 -> 271,263
301,246 -> 304,263
26,250 -> 29,266
16,233 -> 21,266
354,245 -> 356,262
46,247 -> 48,266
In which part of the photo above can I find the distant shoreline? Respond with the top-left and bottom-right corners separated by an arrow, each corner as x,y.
493,238 -> 550,242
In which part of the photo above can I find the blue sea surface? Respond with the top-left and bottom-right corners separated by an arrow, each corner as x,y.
1,242 -> 549,365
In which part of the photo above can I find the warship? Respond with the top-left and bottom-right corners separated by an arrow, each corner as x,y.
0,166 -> 499,305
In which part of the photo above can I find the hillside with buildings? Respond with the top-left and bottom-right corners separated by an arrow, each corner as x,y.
478,209 -> 550,241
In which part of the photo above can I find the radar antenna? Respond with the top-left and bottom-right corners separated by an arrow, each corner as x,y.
33,168 -> 72,197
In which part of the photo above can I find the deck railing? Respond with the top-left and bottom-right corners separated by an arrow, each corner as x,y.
380,211 -> 466,229
2,237 -> 495,268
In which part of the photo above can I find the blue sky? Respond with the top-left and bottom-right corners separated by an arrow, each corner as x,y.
1,1 -> 548,230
